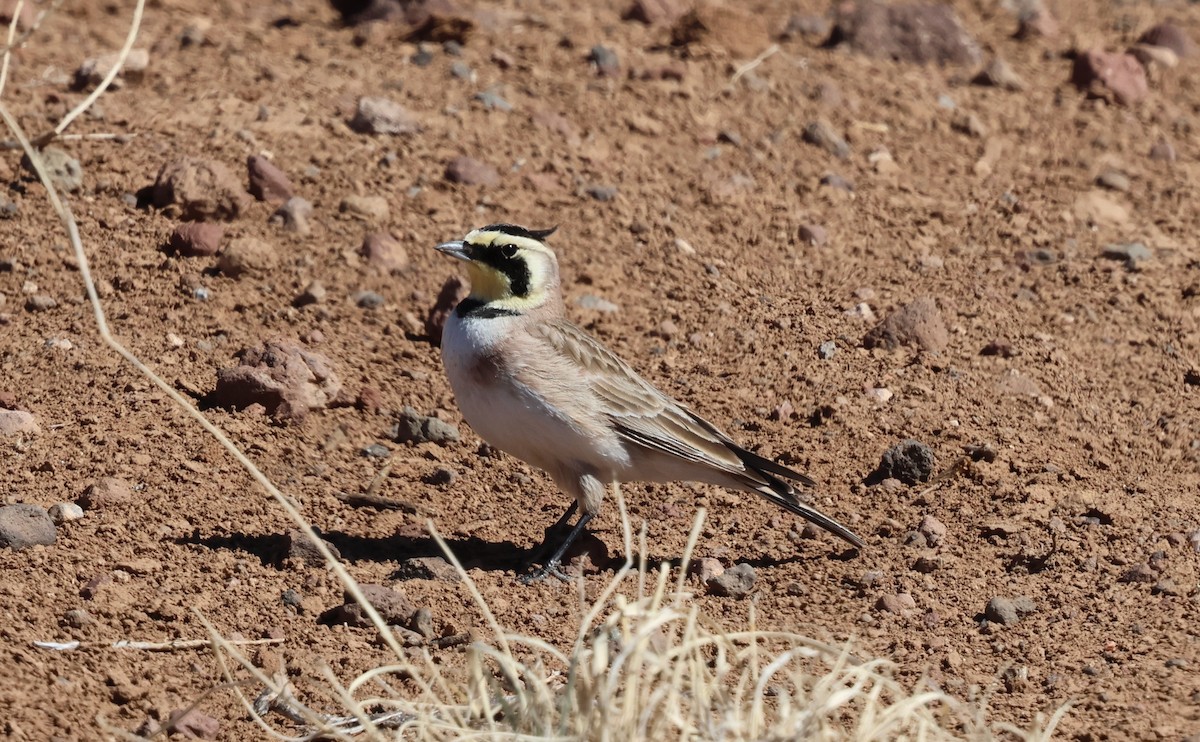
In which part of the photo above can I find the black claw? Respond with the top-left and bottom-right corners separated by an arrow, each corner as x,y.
518,507 -> 594,586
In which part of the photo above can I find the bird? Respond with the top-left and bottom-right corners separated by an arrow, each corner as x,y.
433,224 -> 863,582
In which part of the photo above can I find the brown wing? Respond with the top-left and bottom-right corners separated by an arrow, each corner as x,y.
533,319 -> 861,548
533,319 -> 763,479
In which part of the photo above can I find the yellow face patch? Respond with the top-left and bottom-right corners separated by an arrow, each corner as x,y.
460,228 -> 558,312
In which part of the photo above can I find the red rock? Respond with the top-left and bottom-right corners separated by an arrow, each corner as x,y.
1138,22 -> 1195,58
1071,50 -> 1148,106
1149,137 -> 1177,162
216,237 -> 278,278
208,340 -> 342,424
830,0 -> 982,66
425,275 -> 469,346
0,409 -> 38,436
246,155 -> 294,205
78,477 -> 133,510
863,297 -> 949,353
167,708 -> 220,740
444,155 -> 499,186
169,222 -> 224,257
876,592 -> 917,614
152,156 -> 248,221
326,583 -> 415,627
355,386 -> 383,414
360,232 -> 409,272
798,223 -> 828,246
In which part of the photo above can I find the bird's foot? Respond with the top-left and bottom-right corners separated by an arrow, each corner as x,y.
518,560 -> 573,584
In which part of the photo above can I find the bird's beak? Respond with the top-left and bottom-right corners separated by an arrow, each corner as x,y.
434,240 -> 472,262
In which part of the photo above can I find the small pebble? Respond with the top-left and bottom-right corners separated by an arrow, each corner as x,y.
392,407 -> 460,445
586,185 -> 618,201
354,290 -> 385,309
272,197 -> 313,235
818,341 -> 837,360
25,294 -> 57,312
48,502 -> 85,524
588,45 -> 620,76
362,443 -> 389,458
706,562 -> 756,598
802,119 -> 850,159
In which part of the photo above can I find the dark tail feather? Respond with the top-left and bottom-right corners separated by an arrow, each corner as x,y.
732,445 -> 864,549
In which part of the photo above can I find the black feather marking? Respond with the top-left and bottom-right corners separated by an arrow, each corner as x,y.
455,298 -> 519,319
479,223 -> 558,241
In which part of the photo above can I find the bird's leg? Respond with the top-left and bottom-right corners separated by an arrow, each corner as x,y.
520,510 -> 594,584
523,501 -> 578,565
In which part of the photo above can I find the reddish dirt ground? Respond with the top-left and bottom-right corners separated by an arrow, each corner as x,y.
1,0 -> 1199,738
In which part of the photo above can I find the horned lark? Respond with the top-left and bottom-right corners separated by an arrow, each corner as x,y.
435,224 -> 863,582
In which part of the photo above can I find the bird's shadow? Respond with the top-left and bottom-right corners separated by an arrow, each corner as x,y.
174,529 -> 531,577
174,530 -> 858,578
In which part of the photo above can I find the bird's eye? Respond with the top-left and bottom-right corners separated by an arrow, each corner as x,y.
500,244 -> 519,259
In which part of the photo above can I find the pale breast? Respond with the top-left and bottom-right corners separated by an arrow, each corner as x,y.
440,311 -> 630,476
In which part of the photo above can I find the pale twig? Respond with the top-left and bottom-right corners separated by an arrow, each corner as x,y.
0,102 -> 405,664
0,0 -> 23,99
32,0 -> 145,147
731,43 -> 780,85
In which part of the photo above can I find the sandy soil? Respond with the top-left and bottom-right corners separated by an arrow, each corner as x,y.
1,0 -> 1198,738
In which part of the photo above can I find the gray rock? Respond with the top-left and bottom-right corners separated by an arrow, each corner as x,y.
395,556 -> 461,582
411,607 -> 436,638
24,294 -> 57,312
354,290 -> 386,309
21,147 -> 83,193
65,608 -> 93,627
285,529 -> 341,566
831,1 -> 982,66
271,197 -> 313,235
474,88 -> 513,112
802,119 -> 850,159
706,562 -> 756,598
449,61 -> 473,80
585,185 -> 618,201
0,504 -> 56,549
392,407 -> 460,445
818,341 -> 837,360
588,45 -> 620,76
985,595 -> 1036,626
326,584 -> 414,627
362,443 -> 389,458
876,440 -> 935,485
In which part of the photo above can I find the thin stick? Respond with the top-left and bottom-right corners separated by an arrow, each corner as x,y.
731,44 -> 780,84
32,0 -> 145,147
0,0 -> 23,99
